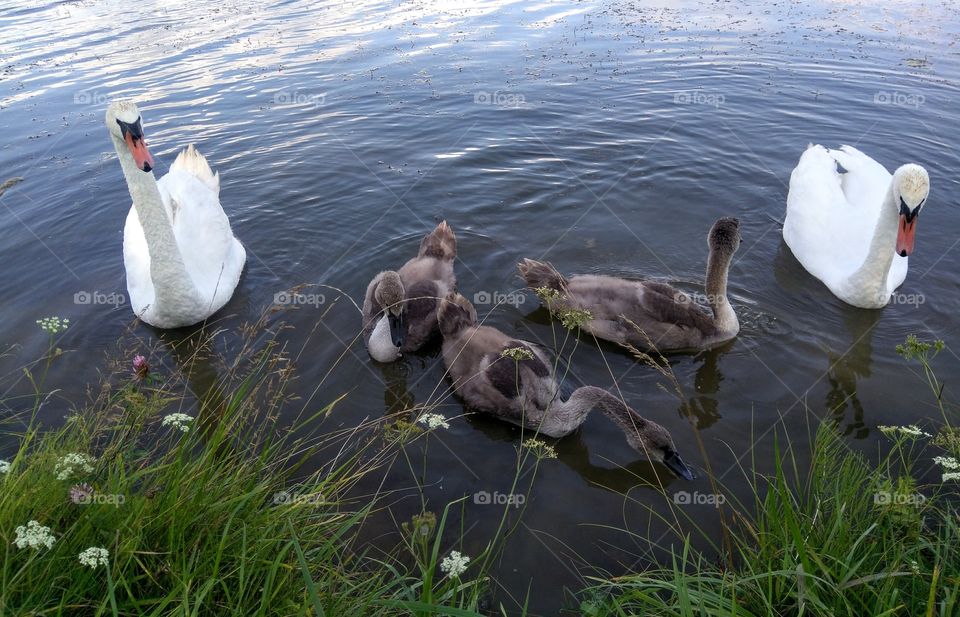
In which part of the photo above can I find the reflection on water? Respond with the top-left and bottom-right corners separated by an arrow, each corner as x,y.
679,344 -> 731,430
825,309 -> 883,439
157,328 -> 230,435
2,0 -> 960,612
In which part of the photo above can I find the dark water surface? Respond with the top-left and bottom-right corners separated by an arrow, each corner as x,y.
2,0 -> 959,613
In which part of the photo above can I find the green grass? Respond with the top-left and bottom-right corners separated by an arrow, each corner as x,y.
0,319 -> 498,616
6,304 -> 956,617
582,336 -> 960,616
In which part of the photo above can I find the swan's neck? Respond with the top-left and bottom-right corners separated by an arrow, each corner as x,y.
111,134 -> 196,308
844,182 -> 898,303
550,385 -> 646,438
705,251 -> 738,334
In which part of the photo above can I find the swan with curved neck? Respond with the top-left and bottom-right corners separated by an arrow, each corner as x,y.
438,292 -> 694,479
105,100 -> 246,328
519,217 -> 741,352
362,221 -> 457,362
784,144 -> 929,309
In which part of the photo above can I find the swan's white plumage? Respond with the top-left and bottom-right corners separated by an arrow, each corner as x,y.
784,144 -> 908,306
122,145 -> 245,328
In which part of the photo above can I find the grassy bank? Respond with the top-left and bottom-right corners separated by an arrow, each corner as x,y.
584,336 -> 960,616
0,317 -> 499,616
4,311 -> 958,616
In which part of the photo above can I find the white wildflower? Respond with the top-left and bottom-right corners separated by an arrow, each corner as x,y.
522,437 -> 557,459
943,472 -> 960,482
161,413 -> 194,433
417,413 -> 450,430
36,316 -> 69,334
934,456 -> 960,471
878,425 -> 931,438
78,546 -> 109,569
55,452 -> 95,481
13,520 -> 56,550
0,460 -> 10,474
440,550 -> 470,578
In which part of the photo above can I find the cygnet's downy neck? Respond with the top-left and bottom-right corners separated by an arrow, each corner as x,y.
705,247 -> 737,334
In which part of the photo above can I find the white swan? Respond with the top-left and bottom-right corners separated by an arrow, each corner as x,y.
105,100 -> 246,328
784,144 -> 929,309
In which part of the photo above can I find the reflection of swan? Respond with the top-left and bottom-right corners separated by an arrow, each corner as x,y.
155,328 -> 229,437
678,343 -> 731,430
823,309 -> 881,439
105,100 -> 246,329
518,218 -> 741,352
784,145 -> 929,309
438,292 -> 694,479
381,361 -> 416,417
362,222 -> 457,362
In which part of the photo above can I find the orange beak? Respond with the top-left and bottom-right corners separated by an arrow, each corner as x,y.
124,132 -> 154,172
896,214 -> 917,257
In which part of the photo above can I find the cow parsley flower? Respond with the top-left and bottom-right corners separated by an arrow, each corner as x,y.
501,346 -> 534,361
417,413 -> 450,430
934,456 -> 960,471
943,472 -> 960,482
13,520 -> 56,550
878,425 -> 931,438
55,452 -> 95,480
36,316 -> 69,334
0,459 -> 10,474
440,550 -> 470,578
161,413 -> 193,433
78,546 -> 109,569
522,437 -> 557,459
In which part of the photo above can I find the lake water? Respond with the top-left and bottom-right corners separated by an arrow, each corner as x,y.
2,0 -> 959,613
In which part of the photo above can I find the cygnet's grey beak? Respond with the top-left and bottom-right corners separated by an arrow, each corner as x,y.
388,311 -> 405,348
663,449 -> 695,481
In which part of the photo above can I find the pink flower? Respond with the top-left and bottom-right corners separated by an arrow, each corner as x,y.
133,355 -> 149,380
69,483 -> 94,504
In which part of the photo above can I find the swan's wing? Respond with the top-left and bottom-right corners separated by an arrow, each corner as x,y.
784,144 -> 878,288
158,148 -> 244,311
169,144 -> 219,195
832,145 -> 891,214
122,206 -> 156,318
564,276 -> 711,334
